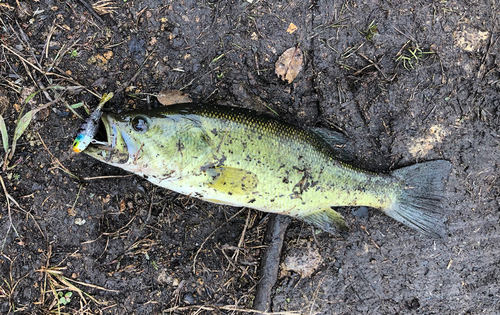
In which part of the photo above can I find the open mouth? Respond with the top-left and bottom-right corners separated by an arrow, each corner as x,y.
88,115 -> 121,151
86,115 -> 140,162
80,115 -> 127,163
73,114 -> 113,154
89,116 -> 111,147
77,114 -> 120,160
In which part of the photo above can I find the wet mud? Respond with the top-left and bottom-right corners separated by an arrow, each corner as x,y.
0,0 -> 499,314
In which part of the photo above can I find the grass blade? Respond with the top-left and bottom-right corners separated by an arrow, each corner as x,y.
13,110 -> 33,142
9,110 -> 33,160
24,85 -> 67,104
0,115 -> 9,153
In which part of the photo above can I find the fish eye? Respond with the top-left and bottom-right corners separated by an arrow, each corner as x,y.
131,115 -> 149,133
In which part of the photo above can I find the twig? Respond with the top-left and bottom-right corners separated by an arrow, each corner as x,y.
115,45 -> 158,94
307,277 -> 325,314
232,209 -> 252,262
43,20 -> 57,62
37,132 -> 79,180
253,214 -> 291,312
101,215 -> 137,236
393,26 -> 416,43
60,275 -> 119,293
0,175 -> 20,252
47,38 -> 81,72
192,208 -> 247,273
70,184 -> 83,213
76,0 -> 105,24
162,304 -> 301,314
2,44 -> 48,75
357,53 -> 388,80
180,66 -> 220,91
1,44 -> 83,81
83,174 -> 135,181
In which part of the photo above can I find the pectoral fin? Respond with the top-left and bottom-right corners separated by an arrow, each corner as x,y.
299,207 -> 348,233
207,167 -> 258,195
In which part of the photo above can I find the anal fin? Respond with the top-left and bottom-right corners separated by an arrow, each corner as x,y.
298,207 -> 348,233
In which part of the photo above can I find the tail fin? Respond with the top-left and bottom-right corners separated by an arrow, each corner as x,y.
383,160 -> 452,237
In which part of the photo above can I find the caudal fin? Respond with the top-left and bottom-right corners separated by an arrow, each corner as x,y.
383,160 -> 452,237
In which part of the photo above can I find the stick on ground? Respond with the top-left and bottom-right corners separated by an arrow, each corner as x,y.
253,214 -> 291,312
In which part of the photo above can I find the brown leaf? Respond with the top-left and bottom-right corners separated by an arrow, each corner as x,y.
157,89 -> 192,106
119,200 -> 126,212
275,46 -> 303,84
287,23 -> 298,34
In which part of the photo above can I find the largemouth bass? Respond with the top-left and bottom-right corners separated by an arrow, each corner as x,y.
81,103 -> 451,237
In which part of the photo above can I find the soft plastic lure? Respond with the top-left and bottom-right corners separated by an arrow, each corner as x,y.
73,92 -> 113,153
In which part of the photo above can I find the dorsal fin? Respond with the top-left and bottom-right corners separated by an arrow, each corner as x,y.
310,127 -> 354,162
310,127 -> 348,146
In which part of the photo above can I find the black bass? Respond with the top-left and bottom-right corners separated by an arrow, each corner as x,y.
81,103 -> 451,237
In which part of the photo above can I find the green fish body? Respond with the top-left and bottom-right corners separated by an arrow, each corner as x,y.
83,103 -> 451,237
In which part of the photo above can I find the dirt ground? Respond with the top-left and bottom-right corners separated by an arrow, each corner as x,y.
1,0 -> 499,314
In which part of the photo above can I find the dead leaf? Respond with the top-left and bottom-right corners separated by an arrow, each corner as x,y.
287,23 -> 298,34
409,125 -> 448,158
67,208 -> 77,216
103,51 -> 113,59
281,242 -> 322,278
119,200 -> 126,212
157,89 -> 192,106
275,46 -> 303,84
453,25 -> 489,52
34,107 -> 50,121
21,86 -> 37,107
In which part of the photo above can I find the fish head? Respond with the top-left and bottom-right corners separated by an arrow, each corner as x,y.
83,112 -> 174,173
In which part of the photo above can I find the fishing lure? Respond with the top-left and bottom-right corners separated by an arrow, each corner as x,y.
73,92 -> 113,153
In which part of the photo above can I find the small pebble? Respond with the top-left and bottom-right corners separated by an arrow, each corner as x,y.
352,206 -> 369,218
183,293 -> 195,304
74,218 -> 86,225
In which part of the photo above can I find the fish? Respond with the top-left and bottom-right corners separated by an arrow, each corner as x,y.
81,103 -> 451,237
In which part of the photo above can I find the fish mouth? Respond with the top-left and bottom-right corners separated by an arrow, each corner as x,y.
84,114 -> 131,163
89,114 -> 118,150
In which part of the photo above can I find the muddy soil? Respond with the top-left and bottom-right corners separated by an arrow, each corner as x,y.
1,0 -> 499,314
